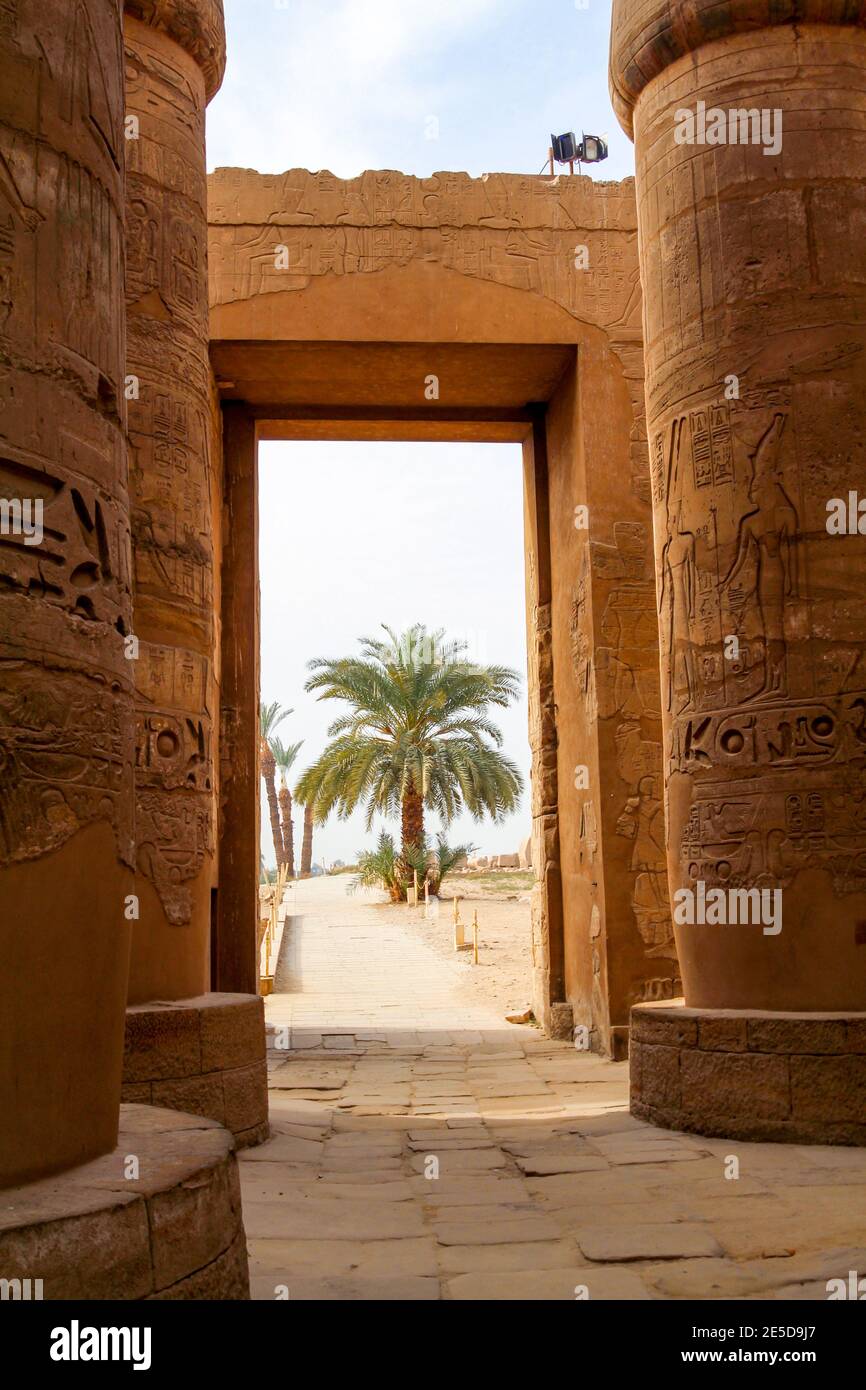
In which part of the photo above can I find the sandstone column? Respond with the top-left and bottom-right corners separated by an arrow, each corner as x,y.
122,2 -> 267,1144
0,0 -> 135,1185
123,0 -> 224,1001
611,1 -> 866,1140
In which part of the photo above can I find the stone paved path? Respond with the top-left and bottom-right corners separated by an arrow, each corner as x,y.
239,879 -> 866,1300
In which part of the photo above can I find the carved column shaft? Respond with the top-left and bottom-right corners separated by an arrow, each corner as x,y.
0,0 -> 133,1185
123,0 -> 225,1000
611,3 -> 866,1010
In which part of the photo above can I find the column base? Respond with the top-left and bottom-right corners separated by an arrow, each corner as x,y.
630,1000 -> 866,1145
531,972 -> 573,1040
123,993 -> 268,1148
0,1105 -> 249,1299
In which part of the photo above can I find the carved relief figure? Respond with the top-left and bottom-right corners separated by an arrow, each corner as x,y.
616,772 -> 673,955
659,420 -> 697,714
722,413 -> 797,700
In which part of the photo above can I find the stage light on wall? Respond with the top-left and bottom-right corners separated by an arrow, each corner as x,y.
579,133 -> 608,164
546,131 -> 609,174
550,132 -> 579,164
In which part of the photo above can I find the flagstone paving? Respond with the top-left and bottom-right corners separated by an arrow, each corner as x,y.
239,878 -> 866,1300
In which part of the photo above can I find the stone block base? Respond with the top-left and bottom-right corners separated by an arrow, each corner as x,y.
0,1105 -> 250,1299
123,993 -> 268,1148
631,1001 -> 866,1145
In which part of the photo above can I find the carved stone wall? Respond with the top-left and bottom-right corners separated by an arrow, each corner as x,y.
611,3 -> 866,1012
0,0 -> 134,1185
208,167 -> 643,347
124,1 -> 225,1001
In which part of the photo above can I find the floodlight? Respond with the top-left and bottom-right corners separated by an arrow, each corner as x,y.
579,133 -> 609,164
550,132 -> 579,164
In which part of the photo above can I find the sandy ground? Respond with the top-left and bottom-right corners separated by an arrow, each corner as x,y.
279,874 -> 535,1025
397,894 -> 534,1022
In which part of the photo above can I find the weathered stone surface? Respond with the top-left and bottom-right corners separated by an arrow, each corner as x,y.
199,994 -> 266,1071
248,1236 -> 438,1279
514,1154 -> 610,1176
223,1061 -> 269,1134
446,1268 -> 651,1299
631,1043 -> 681,1112
123,995 -> 268,1143
631,1003 -> 866,1144
0,1193 -> 152,1301
630,1007 -> 697,1049
242,1198 -> 426,1242
577,1224 -> 723,1262
698,1017 -> 748,1053
0,1106 -> 247,1299
149,1146 -> 243,1290
152,1074 -> 227,1126
434,1215 -> 559,1246
749,1019 -> 849,1056
791,1055 -> 866,1124
682,1049 -> 791,1122
148,1229 -> 249,1300
124,1004 -> 202,1082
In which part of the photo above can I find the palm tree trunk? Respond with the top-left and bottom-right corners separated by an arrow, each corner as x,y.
397,784 -> 425,900
401,784 -> 424,857
300,803 -> 313,878
261,741 -> 284,869
279,784 -> 295,877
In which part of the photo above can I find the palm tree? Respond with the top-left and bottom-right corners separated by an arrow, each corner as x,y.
260,701 -> 290,870
300,803 -> 314,879
271,736 -> 303,877
294,624 -> 523,881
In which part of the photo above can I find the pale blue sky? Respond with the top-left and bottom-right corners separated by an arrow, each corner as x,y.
207,0 -> 633,183
206,2 -> 627,868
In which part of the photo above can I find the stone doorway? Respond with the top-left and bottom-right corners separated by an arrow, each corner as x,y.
208,168 -> 674,1052
215,381 -> 568,1038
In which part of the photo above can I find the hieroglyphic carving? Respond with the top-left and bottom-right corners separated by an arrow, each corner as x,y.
0,662 -> 133,867
656,387 -> 866,907
616,772 -> 670,955
0,0 -> 132,872
209,174 -> 640,336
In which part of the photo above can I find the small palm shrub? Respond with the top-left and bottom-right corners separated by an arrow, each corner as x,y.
351,830 -> 474,902
350,830 -> 405,902
402,833 -> 476,897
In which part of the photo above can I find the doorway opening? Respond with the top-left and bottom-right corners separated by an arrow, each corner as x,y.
257,439 -> 537,1039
